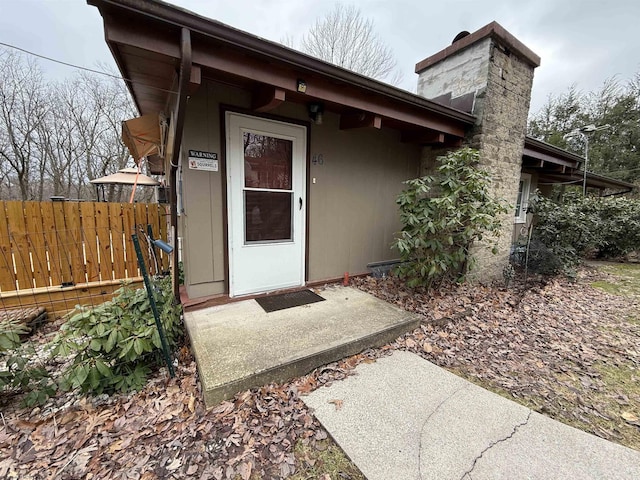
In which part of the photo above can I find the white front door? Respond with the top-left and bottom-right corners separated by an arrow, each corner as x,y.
226,112 -> 307,296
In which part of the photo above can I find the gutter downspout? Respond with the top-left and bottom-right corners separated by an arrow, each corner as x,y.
169,27 -> 192,302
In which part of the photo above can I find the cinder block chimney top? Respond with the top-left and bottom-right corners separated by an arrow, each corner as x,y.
415,21 -> 540,74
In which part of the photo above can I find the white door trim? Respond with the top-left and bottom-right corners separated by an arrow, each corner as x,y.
225,112 -> 307,297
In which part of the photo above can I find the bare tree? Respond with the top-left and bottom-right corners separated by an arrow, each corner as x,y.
39,80 -> 84,198
0,47 -> 138,202
0,49 -> 49,200
77,73 -> 136,201
298,4 -> 402,84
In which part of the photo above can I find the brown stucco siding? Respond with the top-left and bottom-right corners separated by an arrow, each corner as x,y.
306,112 -> 420,281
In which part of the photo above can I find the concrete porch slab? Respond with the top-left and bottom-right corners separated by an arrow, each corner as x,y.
183,285 -> 422,407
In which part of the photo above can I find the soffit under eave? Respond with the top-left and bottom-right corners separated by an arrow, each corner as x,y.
100,10 -> 471,139
522,149 -> 580,169
192,48 -> 470,138
107,42 -> 178,116
100,7 -> 181,115
527,170 -> 632,191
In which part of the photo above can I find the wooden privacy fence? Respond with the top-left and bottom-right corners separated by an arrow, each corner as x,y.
0,201 -> 170,316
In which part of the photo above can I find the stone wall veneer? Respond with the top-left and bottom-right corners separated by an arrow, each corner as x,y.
416,23 -> 540,282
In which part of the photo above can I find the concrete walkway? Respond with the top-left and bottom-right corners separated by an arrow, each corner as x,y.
184,286 -> 421,407
303,351 -> 640,480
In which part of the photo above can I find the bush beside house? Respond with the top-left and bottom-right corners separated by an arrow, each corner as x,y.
526,193 -> 640,274
393,148 -> 508,288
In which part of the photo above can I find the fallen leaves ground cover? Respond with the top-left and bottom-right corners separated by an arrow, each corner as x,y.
0,338 -> 367,480
353,262 -> 640,451
2,262 -> 638,479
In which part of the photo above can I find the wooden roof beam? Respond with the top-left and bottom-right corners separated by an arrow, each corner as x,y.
252,87 -> 285,112
522,158 -> 544,168
195,49 -> 466,136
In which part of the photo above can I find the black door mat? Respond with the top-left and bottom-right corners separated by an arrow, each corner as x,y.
255,289 -> 325,313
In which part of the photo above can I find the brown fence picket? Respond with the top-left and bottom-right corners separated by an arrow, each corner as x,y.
0,201 -> 166,293
80,202 -> 100,283
0,202 -> 16,291
24,202 -> 49,288
40,202 -> 63,287
122,203 -> 137,278
51,201 -> 73,285
94,202 -> 113,282
65,202 -> 86,285
5,202 -> 33,290
108,203 -> 126,280
146,203 -> 161,273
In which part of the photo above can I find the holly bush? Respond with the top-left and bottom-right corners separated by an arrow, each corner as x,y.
393,148 -> 508,288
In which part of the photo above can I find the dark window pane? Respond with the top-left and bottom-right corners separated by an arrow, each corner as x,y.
515,180 -> 524,216
245,191 -> 292,242
243,132 -> 292,189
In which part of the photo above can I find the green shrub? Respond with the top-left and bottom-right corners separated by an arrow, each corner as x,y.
528,193 -> 596,272
0,318 -> 56,407
393,148 -> 508,288
596,197 -> 640,257
0,318 -> 28,352
529,193 -> 640,273
52,276 -> 182,395
521,238 -> 565,276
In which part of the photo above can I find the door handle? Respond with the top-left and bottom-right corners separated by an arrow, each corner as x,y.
299,197 -> 303,210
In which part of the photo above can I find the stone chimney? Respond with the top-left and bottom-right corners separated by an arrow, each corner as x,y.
415,21 -> 540,282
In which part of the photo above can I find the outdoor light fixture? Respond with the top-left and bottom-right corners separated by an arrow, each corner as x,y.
296,79 -> 307,93
308,102 -> 324,125
563,124 -> 611,195
151,238 -> 174,254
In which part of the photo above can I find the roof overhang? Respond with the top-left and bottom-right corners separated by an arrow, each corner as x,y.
523,136 -> 635,194
88,0 -> 475,143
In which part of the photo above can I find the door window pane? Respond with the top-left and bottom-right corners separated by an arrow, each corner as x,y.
245,191 -> 292,242
243,133 -> 292,189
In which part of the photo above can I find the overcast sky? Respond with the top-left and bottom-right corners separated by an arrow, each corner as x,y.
1,0 -> 638,115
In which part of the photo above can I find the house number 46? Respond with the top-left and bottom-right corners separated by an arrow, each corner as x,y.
312,154 -> 324,165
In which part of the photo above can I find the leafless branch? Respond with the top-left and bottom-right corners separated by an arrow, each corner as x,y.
299,4 -> 402,85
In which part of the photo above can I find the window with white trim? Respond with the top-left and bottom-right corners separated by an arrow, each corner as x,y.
515,174 -> 531,224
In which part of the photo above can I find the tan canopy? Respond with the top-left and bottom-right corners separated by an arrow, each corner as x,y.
121,114 -> 165,163
90,167 -> 160,186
